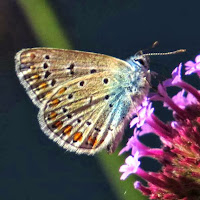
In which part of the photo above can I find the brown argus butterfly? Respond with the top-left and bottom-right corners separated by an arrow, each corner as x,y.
15,48 -> 152,155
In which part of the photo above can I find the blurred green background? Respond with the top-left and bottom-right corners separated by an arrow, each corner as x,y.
0,0 -> 200,200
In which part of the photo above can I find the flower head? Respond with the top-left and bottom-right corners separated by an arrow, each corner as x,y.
119,55 -> 200,200
130,98 -> 154,128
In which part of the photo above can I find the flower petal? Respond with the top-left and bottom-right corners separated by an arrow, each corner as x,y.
119,152 -> 141,180
195,55 -> 200,63
171,63 -> 182,85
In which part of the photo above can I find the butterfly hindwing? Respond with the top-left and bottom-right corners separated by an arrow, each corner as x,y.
38,72 -> 132,154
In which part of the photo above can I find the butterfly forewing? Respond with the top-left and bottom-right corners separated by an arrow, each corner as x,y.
15,48 -> 144,154
15,48 -> 129,107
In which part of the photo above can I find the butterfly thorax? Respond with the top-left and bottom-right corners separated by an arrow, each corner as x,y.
124,54 -> 150,104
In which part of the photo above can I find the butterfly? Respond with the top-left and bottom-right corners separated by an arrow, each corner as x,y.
15,48 -> 151,155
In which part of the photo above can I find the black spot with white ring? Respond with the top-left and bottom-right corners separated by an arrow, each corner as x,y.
67,63 -> 75,75
45,55 -> 50,59
67,114 -> 72,119
103,78 -> 109,84
51,79 -> 56,86
68,94 -> 73,99
90,69 -> 97,74
105,95 -> 109,100
43,63 -> 48,69
79,81 -> 85,87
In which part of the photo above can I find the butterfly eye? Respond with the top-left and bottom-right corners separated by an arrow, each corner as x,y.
134,58 -> 145,66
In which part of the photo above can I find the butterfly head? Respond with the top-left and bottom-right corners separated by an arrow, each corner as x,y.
126,51 -> 151,87
129,50 -> 150,70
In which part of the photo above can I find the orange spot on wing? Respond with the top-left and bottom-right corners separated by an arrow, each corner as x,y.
73,132 -> 83,142
87,136 -> 95,145
87,136 -> 98,147
48,112 -> 57,120
49,98 -> 60,107
29,53 -> 36,60
38,82 -> 47,89
31,74 -> 40,80
30,65 -> 36,70
52,121 -> 63,130
58,87 -> 66,95
45,91 -> 52,98
63,125 -> 73,135
92,139 -> 98,148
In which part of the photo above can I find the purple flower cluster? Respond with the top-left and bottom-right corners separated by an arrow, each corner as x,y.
119,55 -> 200,200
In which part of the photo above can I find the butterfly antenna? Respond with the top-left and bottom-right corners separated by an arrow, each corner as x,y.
142,49 -> 186,57
136,41 -> 159,55
151,41 -> 159,48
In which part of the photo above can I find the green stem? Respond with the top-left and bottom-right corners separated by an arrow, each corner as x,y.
17,0 -> 72,48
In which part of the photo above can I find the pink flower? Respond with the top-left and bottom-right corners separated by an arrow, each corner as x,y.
171,89 -> 198,109
185,54 -> 200,77
119,151 -> 140,180
119,55 -> 200,200
130,98 -> 154,128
